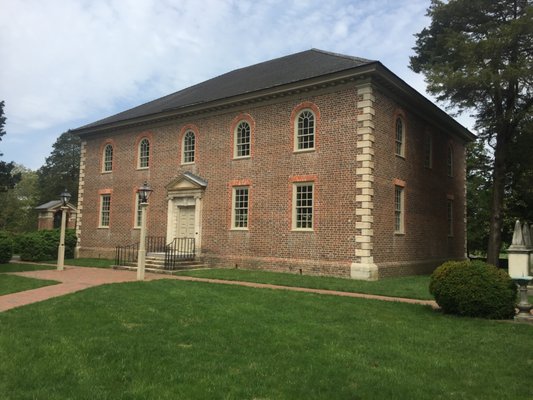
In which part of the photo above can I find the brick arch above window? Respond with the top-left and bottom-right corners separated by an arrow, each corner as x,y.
393,109 -> 407,158
290,101 -> 321,152
230,113 -> 255,159
134,132 -> 153,169
99,139 -> 115,173
179,124 -> 200,165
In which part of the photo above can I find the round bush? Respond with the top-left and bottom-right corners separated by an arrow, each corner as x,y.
0,231 -> 13,263
429,260 -> 517,319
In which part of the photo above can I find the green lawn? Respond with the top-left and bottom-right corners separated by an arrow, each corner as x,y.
0,279 -> 531,399
0,274 -> 59,296
0,263 -> 56,273
176,268 -> 433,300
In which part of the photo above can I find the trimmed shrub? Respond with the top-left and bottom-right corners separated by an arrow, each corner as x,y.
430,260 -> 517,319
0,231 -> 13,263
17,229 -> 77,262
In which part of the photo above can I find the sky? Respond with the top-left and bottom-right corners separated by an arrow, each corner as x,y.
0,0 -> 474,171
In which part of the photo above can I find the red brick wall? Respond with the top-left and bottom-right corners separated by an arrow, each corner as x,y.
372,89 -> 467,277
77,82 -> 468,278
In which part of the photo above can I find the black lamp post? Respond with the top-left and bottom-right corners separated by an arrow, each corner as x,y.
137,182 -> 153,280
57,188 -> 71,270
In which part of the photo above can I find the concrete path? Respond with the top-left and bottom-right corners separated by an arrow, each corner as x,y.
0,266 -> 169,312
0,265 -> 438,312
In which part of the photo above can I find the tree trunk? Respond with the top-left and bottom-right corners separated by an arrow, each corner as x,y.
486,130 -> 507,266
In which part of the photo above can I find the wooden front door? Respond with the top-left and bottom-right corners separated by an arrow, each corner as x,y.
177,206 -> 195,238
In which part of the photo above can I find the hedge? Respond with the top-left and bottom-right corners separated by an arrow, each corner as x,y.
16,229 -> 77,262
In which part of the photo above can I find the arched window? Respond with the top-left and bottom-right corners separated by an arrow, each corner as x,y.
235,121 -> 251,158
296,110 -> 315,151
395,117 -> 405,157
447,145 -> 454,177
182,131 -> 195,163
138,138 -> 150,168
103,143 -> 113,172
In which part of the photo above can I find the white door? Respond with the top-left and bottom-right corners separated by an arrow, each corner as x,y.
177,206 -> 195,238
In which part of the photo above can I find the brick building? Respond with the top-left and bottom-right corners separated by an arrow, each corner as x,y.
70,49 -> 475,279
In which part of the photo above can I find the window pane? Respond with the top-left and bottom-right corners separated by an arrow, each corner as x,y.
236,122 -> 251,157
295,184 -> 313,229
183,131 -> 195,163
233,187 -> 249,228
394,186 -> 403,233
139,138 -> 150,168
103,144 -> 113,172
297,111 -> 315,150
395,118 -> 403,156
100,194 -> 111,227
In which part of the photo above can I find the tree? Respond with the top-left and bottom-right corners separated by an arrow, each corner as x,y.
0,165 -> 39,233
0,101 -> 21,191
37,132 -> 81,205
410,0 -> 533,265
466,141 -> 492,255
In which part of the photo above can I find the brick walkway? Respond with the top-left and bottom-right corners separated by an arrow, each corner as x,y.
0,265 -> 438,312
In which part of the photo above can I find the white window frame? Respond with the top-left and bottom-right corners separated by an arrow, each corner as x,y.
292,182 -> 314,231
294,110 -> 315,152
138,138 -> 150,169
234,121 -> 251,159
394,185 -> 404,234
103,144 -> 113,172
182,131 -> 195,164
232,186 -> 249,229
395,117 -> 405,157
99,194 -> 111,228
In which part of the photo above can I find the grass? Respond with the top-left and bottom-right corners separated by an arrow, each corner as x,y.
0,274 -> 59,296
0,279 -> 531,399
0,263 -> 56,273
176,268 -> 433,300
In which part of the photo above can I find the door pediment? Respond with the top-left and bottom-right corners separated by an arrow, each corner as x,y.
166,172 -> 207,192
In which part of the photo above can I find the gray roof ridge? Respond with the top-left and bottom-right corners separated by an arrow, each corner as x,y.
309,48 -> 376,64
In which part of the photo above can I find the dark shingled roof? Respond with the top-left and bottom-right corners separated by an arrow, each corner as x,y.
76,49 -> 376,131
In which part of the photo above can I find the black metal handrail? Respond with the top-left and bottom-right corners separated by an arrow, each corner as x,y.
165,238 -> 195,269
146,236 -> 167,253
115,242 -> 139,266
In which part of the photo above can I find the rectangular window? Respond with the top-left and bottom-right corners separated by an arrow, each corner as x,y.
394,186 -> 404,233
232,187 -> 249,229
293,183 -> 314,230
100,194 -> 111,227
447,199 -> 454,236
135,193 -> 142,228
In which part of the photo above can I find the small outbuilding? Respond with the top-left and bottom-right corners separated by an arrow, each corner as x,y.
35,200 -> 77,230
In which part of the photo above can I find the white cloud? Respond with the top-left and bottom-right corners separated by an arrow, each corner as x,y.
1,0 -> 470,170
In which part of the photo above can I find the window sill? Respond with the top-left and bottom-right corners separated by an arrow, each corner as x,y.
98,226 -> 110,229
101,170 -> 112,174
394,232 -> 405,236
291,228 -> 314,232
230,227 -> 249,231
233,156 -> 251,160
293,148 -> 315,154
395,154 -> 405,160
181,162 -> 195,166
137,167 -> 149,171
